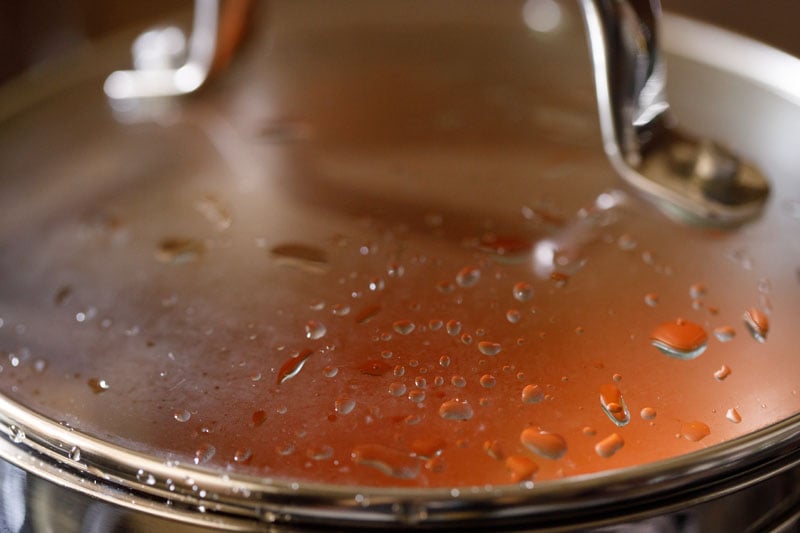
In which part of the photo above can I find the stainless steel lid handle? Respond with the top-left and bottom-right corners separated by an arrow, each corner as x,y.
104,0 -> 220,100
580,0 -> 770,226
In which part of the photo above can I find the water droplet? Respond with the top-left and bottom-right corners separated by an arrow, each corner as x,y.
644,293 -> 659,307
323,366 -> 339,378
388,382 -> 407,397
505,309 -> 522,324
270,243 -> 329,274
359,359 -> 392,376
307,444 -> 334,461
689,283 -> 707,299
445,320 -> 462,336
69,446 -> 81,462
582,426 -> 597,436
640,407 -> 657,420
351,444 -> 421,479
87,377 -> 110,394
483,440 -> 505,460
276,443 -> 295,456
477,341 -> 502,356
9,426 -> 25,443
331,304 -> 351,317
425,457 -> 446,473
136,468 -> 156,485
33,359 -> 47,373
480,374 -> 496,388
155,238 -> 205,264
743,307 -> 768,343
505,455 -> 539,482
277,349 -> 313,384
335,397 -> 356,414
451,375 -> 467,388
512,282 -> 534,302
760,294 -> 773,315
477,234 -> 533,261
520,428 -> 567,460
393,320 -> 415,336
305,320 -> 327,340
757,277 -> 772,294
726,408 -> 742,424
713,326 -> 735,343
54,285 -> 73,306
680,421 -> 710,442
595,433 -> 624,458
599,384 -> 630,426
438,399 -> 474,421
521,384 -> 544,404
456,266 -> 481,288
727,248 -> 754,270
173,410 -> 191,422
439,355 -> 451,368
434,376 -> 445,387
713,364 -> 731,381
234,448 -> 253,463
355,305 -> 381,324
194,193 -> 232,231
428,319 -> 443,331
617,234 -> 637,251
408,389 -> 426,403
251,410 -> 267,427
436,280 -> 455,294
411,437 -> 445,459
387,262 -> 405,278
368,277 -> 386,292
550,272 -> 569,287
193,444 -> 216,465
404,414 -> 421,425
650,319 -> 708,359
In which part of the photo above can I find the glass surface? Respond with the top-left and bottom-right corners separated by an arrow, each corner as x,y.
0,0 -> 798,490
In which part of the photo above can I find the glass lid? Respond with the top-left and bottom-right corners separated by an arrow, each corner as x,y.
0,0 -> 799,512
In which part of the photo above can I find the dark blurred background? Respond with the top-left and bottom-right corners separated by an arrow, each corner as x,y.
1,1 -> 799,84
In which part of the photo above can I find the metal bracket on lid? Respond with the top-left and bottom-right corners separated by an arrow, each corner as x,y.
104,0 -> 219,101
580,0 -> 770,226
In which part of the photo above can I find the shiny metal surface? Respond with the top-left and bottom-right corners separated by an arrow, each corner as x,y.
0,1 -> 799,530
0,461 -> 232,532
581,0 -> 770,226
104,0 -> 220,100
1,393 -> 800,530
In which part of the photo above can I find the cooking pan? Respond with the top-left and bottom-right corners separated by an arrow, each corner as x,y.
0,1 -> 799,530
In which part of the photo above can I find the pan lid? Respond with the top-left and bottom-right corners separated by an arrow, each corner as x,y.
0,0 -> 799,528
